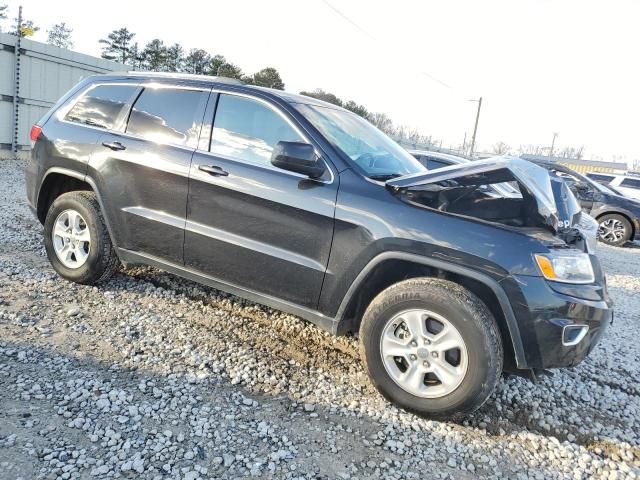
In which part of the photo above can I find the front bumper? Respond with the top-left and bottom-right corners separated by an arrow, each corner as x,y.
506,271 -> 612,370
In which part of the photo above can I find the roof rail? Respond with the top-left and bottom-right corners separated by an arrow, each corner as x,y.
119,71 -> 245,85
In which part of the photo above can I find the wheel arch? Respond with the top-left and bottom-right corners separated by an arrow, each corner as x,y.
37,168 -> 119,252
334,252 -> 526,369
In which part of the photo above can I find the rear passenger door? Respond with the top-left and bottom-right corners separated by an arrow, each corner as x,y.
185,93 -> 338,309
88,84 -> 209,264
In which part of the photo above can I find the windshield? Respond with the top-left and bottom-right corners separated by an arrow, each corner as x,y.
297,104 -> 425,179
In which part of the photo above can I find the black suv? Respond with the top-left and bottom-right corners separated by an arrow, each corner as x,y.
25,73 -> 612,418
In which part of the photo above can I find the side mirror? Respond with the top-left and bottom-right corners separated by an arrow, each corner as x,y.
271,141 -> 325,179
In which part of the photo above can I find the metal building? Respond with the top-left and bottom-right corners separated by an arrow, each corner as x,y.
0,32 -> 126,159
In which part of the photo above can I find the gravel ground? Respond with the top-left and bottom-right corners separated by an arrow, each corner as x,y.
0,159 -> 638,480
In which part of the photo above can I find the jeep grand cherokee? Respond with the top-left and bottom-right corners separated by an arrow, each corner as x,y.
25,72 -> 612,418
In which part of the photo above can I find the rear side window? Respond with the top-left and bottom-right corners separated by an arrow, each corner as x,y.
620,178 -> 640,189
587,173 -> 614,182
64,84 -> 137,129
425,157 -> 451,170
210,94 -> 302,166
126,88 -> 208,147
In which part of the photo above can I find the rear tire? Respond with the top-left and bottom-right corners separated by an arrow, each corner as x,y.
44,191 -> 119,285
597,214 -> 632,246
359,278 -> 503,420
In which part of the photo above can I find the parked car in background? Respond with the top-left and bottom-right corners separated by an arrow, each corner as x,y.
586,172 -> 640,201
26,73 -> 612,418
531,161 -> 640,246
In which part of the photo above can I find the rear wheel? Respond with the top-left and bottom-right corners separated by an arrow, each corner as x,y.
359,278 -> 503,420
598,214 -> 632,246
44,191 -> 119,284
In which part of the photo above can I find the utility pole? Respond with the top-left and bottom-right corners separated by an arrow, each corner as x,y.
11,6 -> 23,159
549,132 -> 558,158
468,97 -> 482,158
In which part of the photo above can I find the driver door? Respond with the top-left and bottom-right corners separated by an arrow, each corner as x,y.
185,93 -> 338,309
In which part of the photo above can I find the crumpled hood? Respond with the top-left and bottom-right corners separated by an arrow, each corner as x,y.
386,156 -> 561,231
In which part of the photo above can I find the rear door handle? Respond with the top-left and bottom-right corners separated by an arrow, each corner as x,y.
198,165 -> 229,176
102,141 -> 126,151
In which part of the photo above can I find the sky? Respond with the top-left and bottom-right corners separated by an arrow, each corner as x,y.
3,0 -> 639,164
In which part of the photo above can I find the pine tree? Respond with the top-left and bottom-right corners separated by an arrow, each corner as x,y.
99,27 -> 135,64
245,67 -> 285,90
47,22 -> 73,49
208,55 -> 243,79
184,49 -> 211,74
141,39 -> 167,71
165,43 -> 185,72
0,4 -> 8,32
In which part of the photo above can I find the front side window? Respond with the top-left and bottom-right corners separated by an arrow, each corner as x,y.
297,103 -> 425,180
425,158 -> 451,170
126,87 -> 207,147
65,84 -> 137,129
621,178 -> 640,189
587,173 -> 614,183
210,94 -> 303,166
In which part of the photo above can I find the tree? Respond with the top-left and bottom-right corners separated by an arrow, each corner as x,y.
492,141 -> 511,155
141,39 -> 167,71
11,17 -> 39,37
128,42 -> 144,71
368,112 -> 394,134
343,100 -> 369,119
299,89 -> 343,106
99,27 -> 135,64
47,22 -> 73,49
206,55 -> 243,79
0,4 -> 7,32
165,43 -> 185,72
245,67 -> 285,90
184,49 -> 210,74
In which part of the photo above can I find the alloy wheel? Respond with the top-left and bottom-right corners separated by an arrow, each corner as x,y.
380,309 -> 468,398
52,209 -> 91,269
598,218 -> 626,243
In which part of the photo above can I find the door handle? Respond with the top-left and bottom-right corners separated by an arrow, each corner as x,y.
102,141 -> 126,151
198,165 -> 229,176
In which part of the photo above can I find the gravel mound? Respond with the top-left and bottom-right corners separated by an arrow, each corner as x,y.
0,160 -> 638,479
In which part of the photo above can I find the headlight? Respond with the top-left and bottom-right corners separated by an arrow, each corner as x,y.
534,250 -> 595,284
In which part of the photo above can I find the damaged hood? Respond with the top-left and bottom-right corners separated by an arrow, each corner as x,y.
386,156 -> 560,231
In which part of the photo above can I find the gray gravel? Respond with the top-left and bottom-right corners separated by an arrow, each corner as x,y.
0,159 -> 638,479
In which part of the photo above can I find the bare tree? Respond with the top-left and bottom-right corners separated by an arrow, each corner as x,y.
47,22 -> 73,49
492,141 -> 511,155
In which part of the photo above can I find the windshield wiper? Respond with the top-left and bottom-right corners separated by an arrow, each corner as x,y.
368,173 -> 403,181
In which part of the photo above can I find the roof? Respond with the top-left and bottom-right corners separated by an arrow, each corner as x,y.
408,149 -> 469,164
91,71 -> 346,110
520,154 -> 625,171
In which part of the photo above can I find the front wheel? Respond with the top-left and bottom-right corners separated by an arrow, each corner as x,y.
359,278 -> 503,420
598,214 -> 632,246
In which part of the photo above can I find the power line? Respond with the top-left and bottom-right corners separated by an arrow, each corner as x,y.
319,0 -> 454,90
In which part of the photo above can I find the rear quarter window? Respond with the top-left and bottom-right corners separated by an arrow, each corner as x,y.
620,178 -> 640,189
64,84 -> 138,130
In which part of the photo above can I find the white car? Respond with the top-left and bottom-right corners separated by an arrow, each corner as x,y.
586,172 -> 640,201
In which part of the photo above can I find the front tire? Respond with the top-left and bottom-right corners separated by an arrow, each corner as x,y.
359,278 -> 503,420
598,214 -> 632,246
44,191 -> 119,285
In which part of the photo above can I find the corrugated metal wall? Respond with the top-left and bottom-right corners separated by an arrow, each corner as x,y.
0,32 -> 126,159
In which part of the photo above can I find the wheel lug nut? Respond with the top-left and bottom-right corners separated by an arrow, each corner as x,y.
423,361 -> 430,367
431,351 -> 438,358
424,339 -> 431,345
410,354 -> 417,360
410,341 -> 417,347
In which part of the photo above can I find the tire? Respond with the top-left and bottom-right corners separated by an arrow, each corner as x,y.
359,278 -> 503,420
597,214 -> 632,246
43,191 -> 119,285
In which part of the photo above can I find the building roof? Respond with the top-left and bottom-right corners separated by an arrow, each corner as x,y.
520,154 -> 625,171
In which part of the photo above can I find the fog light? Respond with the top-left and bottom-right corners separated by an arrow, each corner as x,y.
562,324 -> 589,346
